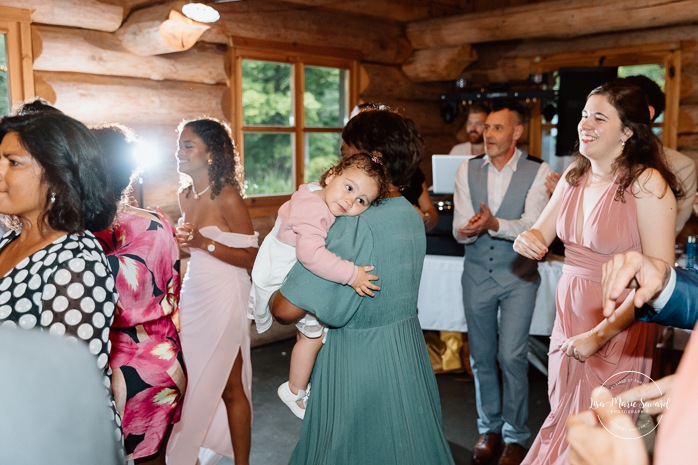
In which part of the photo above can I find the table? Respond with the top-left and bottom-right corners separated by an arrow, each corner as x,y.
417,254 -> 563,335
417,254 -> 564,374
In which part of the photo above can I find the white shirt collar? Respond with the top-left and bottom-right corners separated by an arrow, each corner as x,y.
482,148 -> 522,172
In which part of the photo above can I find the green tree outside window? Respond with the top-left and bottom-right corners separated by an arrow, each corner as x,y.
242,58 -> 348,197
0,34 -> 10,117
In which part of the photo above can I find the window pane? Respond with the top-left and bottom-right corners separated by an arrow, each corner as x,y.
0,34 -> 9,116
304,132 -> 342,183
242,59 -> 293,127
304,65 -> 348,127
243,132 -> 294,196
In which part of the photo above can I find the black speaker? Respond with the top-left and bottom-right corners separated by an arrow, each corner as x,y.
440,99 -> 459,123
556,67 -> 618,156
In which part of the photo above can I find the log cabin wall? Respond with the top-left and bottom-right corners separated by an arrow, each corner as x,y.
4,0 -> 698,239
5,1 -> 465,238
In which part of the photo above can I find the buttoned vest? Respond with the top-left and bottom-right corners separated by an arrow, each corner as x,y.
464,152 -> 542,286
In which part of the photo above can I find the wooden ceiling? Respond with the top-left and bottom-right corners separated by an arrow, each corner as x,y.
10,0 -> 698,84
99,0 -> 559,24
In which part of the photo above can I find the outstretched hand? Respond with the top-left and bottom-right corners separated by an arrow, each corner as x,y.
601,251 -> 672,321
567,387 -> 649,465
351,265 -> 380,297
513,228 -> 548,261
618,374 -> 674,417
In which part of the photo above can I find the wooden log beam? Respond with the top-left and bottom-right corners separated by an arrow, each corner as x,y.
679,104 -> 698,135
211,0 -> 411,65
461,24 -> 697,87
366,98 -> 445,136
116,3 -> 212,56
681,65 -> 698,104
407,0 -> 698,49
85,0 -> 155,17
359,63 -> 445,101
35,71 -> 226,125
402,44 -> 477,82
32,25 -> 227,84
678,134 -> 698,151
1,0 -> 123,32
279,0 -> 437,22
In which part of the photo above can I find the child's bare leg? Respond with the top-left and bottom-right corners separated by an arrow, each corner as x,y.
288,331 -> 324,403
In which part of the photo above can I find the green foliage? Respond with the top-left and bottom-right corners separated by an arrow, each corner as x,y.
304,66 -> 347,127
618,64 -> 665,90
244,132 -> 293,196
242,59 -> 346,196
0,35 -> 9,117
305,132 -> 342,183
242,60 -> 292,127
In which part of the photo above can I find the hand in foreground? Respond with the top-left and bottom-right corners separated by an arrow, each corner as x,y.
513,228 -> 548,261
567,387 -> 649,465
560,330 -> 602,362
601,251 -> 672,320
545,171 -> 562,196
618,374 -> 674,417
351,265 -> 380,297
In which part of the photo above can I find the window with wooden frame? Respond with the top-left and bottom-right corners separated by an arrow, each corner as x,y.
231,39 -> 360,216
0,6 -> 34,116
528,43 -> 681,169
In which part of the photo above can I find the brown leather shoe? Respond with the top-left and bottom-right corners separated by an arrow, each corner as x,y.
497,443 -> 527,465
472,432 -> 502,464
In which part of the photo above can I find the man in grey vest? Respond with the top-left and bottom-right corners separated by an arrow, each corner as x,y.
452,101 -> 551,465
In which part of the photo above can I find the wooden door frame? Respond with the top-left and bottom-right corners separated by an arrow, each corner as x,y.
530,42 -> 682,149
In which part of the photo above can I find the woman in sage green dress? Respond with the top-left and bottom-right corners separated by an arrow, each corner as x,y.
272,109 -> 455,465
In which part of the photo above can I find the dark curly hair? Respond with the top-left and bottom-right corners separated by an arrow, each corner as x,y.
566,79 -> 682,202
319,152 -> 389,205
0,110 -> 117,234
342,108 -> 424,189
178,117 -> 244,199
90,123 -> 138,202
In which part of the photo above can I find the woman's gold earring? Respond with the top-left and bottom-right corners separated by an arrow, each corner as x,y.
207,158 -> 212,166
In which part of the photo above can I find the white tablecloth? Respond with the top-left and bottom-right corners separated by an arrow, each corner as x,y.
417,254 -> 563,336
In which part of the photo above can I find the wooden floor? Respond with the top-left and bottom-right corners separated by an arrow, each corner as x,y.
209,336 -> 552,465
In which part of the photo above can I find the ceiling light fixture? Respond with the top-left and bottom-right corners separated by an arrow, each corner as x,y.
181,2 -> 220,23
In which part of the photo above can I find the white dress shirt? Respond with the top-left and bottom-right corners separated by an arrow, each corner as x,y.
651,267 -> 677,311
452,148 -> 551,244
449,142 -> 478,156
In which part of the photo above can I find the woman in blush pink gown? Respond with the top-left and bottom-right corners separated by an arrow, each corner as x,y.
513,80 -> 681,464
166,117 -> 258,465
92,124 -> 186,464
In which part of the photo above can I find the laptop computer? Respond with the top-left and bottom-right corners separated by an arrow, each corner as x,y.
431,155 -> 472,194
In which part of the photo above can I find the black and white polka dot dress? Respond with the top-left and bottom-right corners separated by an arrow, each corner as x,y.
0,230 -> 123,443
